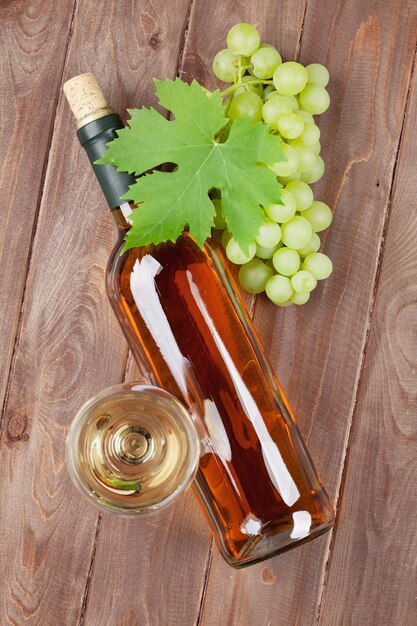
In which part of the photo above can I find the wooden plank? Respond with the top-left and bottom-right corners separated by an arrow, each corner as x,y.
0,1 -> 194,624
318,51 -> 417,626
199,1 -> 417,625
0,0 -> 76,415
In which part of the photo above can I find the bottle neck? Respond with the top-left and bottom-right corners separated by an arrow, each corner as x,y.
76,113 -> 136,215
112,202 -> 133,233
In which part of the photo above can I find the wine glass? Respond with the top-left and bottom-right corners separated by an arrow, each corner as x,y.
66,383 -> 200,514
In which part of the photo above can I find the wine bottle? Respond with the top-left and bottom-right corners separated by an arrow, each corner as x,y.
64,74 -> 334,568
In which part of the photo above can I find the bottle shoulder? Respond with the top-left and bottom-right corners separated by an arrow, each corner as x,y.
106,234 -> 227,301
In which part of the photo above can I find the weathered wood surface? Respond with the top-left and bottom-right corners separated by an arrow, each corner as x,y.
0,0 -> 77,422
199,2 -> 417,625
319,55 -> 417,626
0,0 -> 416,624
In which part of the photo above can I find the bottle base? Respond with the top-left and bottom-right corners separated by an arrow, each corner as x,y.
217,512 -> 334,570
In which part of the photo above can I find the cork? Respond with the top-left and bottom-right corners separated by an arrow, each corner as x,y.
63,73 -> 113,127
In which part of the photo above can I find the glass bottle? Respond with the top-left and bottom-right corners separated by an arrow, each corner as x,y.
64,74 -> 334,568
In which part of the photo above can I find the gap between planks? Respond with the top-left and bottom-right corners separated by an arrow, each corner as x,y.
314,41 -> 417,626
195,542 -> 214,626
0,0 -> 79,438
78,514 -> 103,626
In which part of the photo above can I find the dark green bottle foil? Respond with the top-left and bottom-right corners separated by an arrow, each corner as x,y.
77,113 -> 135,209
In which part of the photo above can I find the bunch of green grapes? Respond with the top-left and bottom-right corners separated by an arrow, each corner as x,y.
212,22 -> 333,307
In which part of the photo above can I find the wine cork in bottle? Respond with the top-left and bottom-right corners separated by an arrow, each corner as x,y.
63,73 -> 113,128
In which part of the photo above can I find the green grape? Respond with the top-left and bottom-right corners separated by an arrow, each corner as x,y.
256,242 -> 280,259
276,299 -> 293,307
226,237 -> 256,264
255,219 -> 282,247
281,215 -> 313,249
286,95 -> 299,111
302,252 -> 333,279
302,200 -> 332,232
251,46 -> 282,79
266,274 -> 294,304
234,75 -> 264,98
310,141 -> 321,154
292,144 -> 318,172
273,62 -> 308,96
221,230 -> 232,248
238,258 -> 273,293
291,290 -> 310,305
270,142 -> 299,176
227,23 -> 260,56
245,43 -> 275,76
277,171 -> 301,184
293,122 -> 320,146
212,199 -> 227,230
265,89 -> 280,100
213,49 -> 241,82
291,270 -> 317,293
229,92 -> 263,123
299,84 -> 330,114
263,84 -> 276,99
297,109 -> 315,123
300,156 -> 325,184
297,232 -> 321,256
276,112 -> 304,139
265,92 -> 298,113
265,188 -> 296,222
306,63 -> 329,87
272,247 -> 300,276
285,180 -> 313,211
262,96 -> 292,128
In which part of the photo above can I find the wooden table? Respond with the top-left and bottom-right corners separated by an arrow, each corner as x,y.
1,1 -> 416,624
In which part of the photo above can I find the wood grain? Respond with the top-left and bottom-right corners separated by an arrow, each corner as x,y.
199,1 -> 417,625
0,0 -> 194,623
1,0 -> 416,624
318,53 -> 417,626
0,0 -> 76,420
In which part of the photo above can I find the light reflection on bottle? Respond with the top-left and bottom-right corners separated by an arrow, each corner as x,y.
290,511 -> 312,539
130,255 -> 191,398
241,514 -> 263,537
186,271 -> 301,508
203,399 -> 232,462
129,253 -> 301,509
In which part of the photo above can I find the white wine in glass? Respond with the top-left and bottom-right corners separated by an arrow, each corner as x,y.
66,384 -> 200,514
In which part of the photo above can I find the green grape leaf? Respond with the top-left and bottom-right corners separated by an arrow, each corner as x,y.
99,78 -> 283,252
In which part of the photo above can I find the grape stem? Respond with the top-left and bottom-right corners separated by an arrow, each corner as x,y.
219,78 -> 273,98
224,96 -> 232,117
